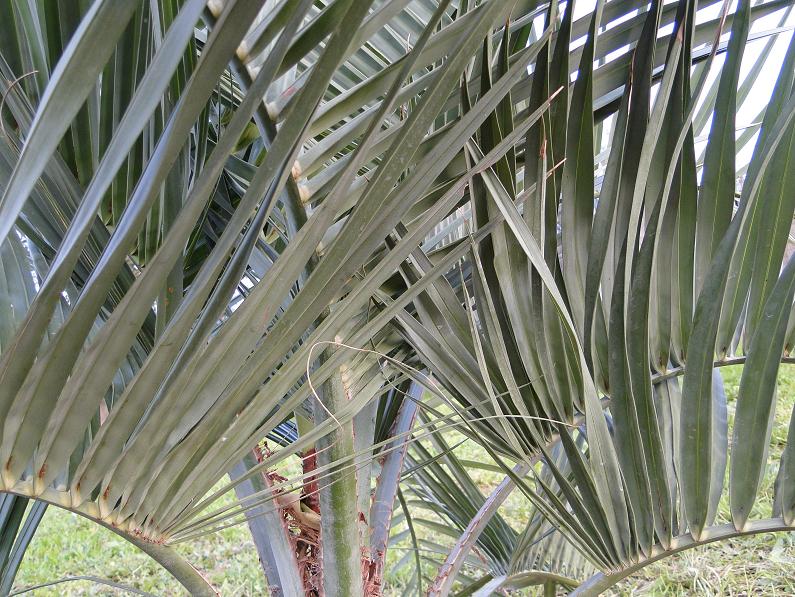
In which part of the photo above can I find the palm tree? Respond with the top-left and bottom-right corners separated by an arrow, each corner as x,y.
1,0 -> 794,595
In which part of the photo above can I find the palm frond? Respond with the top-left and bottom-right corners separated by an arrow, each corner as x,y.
2,0 -> 795,595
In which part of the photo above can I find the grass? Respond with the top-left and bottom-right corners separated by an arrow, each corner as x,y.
12,496 -> 266,596
11,365 -> 795,595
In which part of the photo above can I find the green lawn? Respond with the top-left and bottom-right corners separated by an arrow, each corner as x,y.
12,499 -> 265,595
12,365 -> 795,595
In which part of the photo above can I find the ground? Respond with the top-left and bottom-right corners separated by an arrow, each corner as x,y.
11,365 -> 795,595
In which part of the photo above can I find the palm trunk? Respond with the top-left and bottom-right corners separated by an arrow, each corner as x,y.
230,453 -> 304,597
316,359 -> 363,597
368,383 -> 421,589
